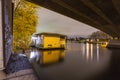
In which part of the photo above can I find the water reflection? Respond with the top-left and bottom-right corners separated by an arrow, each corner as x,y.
27,43 -> 112,80
97,44 -> 100,62
39,50 -> 65,65
27,49 -> 40,62
28,49 -> 65,65
82,43 -> 100,61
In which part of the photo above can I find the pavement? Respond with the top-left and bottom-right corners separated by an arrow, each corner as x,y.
5,69 -> 38,80
0,70 -> 6,80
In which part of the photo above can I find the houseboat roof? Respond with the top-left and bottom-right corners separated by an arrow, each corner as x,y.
33,32 -> 66,37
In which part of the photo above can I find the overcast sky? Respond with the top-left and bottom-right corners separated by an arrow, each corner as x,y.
36,7 -> 99,37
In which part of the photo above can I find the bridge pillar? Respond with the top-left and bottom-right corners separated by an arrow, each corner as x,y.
0,0 -> 4,70
0,0 -> 13,70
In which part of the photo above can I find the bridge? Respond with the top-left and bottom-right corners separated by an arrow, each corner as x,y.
28,0 -> 120,37
1,0 -> 120,69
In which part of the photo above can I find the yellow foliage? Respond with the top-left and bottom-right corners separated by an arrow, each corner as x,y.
13,0 -> 39,53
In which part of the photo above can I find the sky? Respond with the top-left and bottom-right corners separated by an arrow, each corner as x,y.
36,7 -> 99,37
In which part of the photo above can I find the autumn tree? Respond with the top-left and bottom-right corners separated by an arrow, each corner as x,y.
90,31 -> 110,40
13,0 -> 38,53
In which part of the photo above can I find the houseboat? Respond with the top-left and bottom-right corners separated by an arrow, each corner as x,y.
101,42 -> 108,48
31,32 -> 66,49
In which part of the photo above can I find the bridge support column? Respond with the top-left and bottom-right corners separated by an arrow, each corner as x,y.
0,0 -> 13,70
0,0 -> 4,70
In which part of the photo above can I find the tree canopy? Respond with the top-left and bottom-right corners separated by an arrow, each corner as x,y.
90,31 -> 110,39
13,0 -> 39,53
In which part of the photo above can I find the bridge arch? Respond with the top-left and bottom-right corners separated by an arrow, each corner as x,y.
28,0 -> 120,37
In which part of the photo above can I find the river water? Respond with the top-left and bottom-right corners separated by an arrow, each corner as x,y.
27,42 -> 120,80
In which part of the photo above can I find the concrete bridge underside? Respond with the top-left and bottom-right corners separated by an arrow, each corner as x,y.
28,0 -> 120,37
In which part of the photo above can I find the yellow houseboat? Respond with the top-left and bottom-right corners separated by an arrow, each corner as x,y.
101,42 -> 108,48
31,32 -> 66,49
